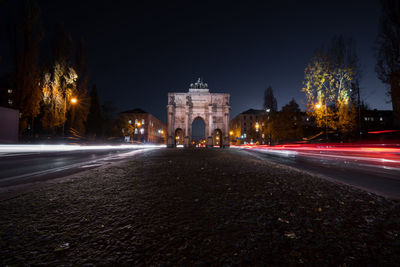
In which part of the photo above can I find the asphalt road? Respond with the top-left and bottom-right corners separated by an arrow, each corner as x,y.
0,148 -> 153,188
240,148 -> 400,200
1,146 -> 399,201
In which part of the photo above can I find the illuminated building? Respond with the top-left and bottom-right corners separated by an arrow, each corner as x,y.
119,108 -> 167,144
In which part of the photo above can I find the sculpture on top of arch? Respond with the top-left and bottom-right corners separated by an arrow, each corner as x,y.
167,78 -> 230,148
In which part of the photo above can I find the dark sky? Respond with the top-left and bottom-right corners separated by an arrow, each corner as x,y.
0,0 -> 391,123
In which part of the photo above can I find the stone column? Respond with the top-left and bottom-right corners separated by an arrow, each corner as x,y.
207,105 -> 213,147
167,104 -> 175,148
184,106 -> 190,148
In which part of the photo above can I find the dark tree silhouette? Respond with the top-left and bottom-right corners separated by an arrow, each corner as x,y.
10,0 -> 43,135
263,86 -> 277,112
268,99 -> 303,142
86,85 -> 103,139
376,0 -> 400,127
70,38 -> 90,134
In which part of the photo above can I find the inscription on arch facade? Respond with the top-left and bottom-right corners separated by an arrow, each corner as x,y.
167,78 -> 230,147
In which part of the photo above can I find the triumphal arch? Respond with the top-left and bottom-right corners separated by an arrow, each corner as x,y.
167,78 -> 230,148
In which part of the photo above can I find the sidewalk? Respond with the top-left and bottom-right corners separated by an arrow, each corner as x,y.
0,148 -> 399,265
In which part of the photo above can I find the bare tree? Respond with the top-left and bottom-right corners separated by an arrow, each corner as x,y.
376,0 -> 400,127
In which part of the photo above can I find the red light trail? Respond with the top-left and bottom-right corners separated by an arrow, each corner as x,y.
232,142 -> 400,170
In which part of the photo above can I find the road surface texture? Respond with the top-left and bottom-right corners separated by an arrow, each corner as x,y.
0,148 -> 399,265
239,148 -> 400,200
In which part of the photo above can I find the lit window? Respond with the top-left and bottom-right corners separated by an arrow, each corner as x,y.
134,128 -> 138,134
142,119 -> 145,124
380,117 -> 383,121
243,133 -> 247,138
7,89 -> 12,94
306,118 -> 309,121
371,117 -> 374,121
128,120 -> 132,124
364,117 -> 368,121
135,119 -> 138,124
8,99 -> 13,105
140,128 -> 144,134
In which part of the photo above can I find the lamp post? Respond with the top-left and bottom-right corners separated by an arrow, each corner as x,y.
133,121 -> 142,142
266,108 -> 271,145
62,96 -> 78,137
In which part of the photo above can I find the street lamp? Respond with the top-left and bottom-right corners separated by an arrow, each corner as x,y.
62,97 -> 78,137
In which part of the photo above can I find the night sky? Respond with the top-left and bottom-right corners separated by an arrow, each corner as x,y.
0,0 -> 391,123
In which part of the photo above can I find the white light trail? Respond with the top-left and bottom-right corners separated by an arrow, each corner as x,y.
0,144 -> 166,155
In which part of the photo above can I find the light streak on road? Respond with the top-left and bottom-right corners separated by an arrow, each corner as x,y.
0,144 -> 166,155
0,148 -> 155,183
232,143 -> 400,170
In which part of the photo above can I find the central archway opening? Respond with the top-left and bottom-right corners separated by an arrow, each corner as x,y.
192,117 -> 206,147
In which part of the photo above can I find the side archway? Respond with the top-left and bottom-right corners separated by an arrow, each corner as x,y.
213,129 -> 223,148
175,128 -> 184,146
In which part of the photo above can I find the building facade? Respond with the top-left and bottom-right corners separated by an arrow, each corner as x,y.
0,75 -> 14,108
167,78 -> 230,148
119,109 -> 167,144
229,109 -> 268,144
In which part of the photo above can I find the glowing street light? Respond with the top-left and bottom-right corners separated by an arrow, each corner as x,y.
71,97 -> 78,104
229,131 -> 233,136
315,103 -> 321,109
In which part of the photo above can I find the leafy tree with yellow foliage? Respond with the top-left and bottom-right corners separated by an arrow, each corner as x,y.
302,36 -> 359,139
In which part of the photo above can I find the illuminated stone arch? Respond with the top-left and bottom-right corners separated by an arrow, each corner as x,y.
167,78 -> 230,148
